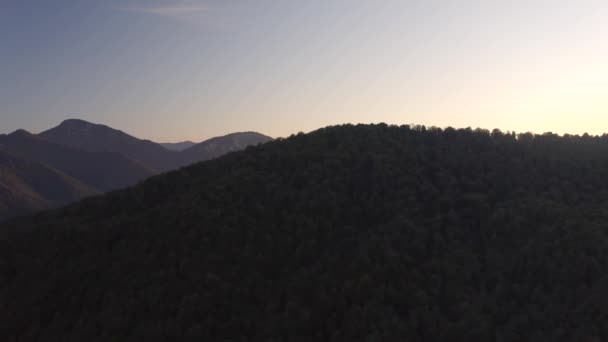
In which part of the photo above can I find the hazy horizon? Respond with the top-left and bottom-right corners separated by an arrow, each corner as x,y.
6,116 -> 608,145
3,0 -> 608,141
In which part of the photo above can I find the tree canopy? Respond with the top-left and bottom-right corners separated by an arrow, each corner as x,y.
3,124 -> 608,341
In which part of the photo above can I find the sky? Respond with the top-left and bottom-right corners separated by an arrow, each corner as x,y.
2,0 -> 608,142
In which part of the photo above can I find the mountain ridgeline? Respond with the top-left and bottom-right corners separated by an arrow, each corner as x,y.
0,129 -> 154,192
0,148 -> 96,220
160,141 -> 196,151
3,124 -> 608,341
40,119 -> 182,172
40,119 -> 273,172
0,119 -> 272,220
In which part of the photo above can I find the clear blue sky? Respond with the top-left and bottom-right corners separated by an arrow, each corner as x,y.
2,0 -> 608,141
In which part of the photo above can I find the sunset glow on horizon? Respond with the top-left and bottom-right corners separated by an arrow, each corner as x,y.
3,0 -> 608,141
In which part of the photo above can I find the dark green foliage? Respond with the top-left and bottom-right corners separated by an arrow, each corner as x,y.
3,124 -> 608,341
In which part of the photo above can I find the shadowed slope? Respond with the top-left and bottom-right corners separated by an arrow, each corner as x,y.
160,141 -> 196,151
3,125 -> 608,341
41,119 -> 273,171
40,119 -> 181,172
0,148 -> 96,221
0,129 -> 154,191
181,131 -> 273,164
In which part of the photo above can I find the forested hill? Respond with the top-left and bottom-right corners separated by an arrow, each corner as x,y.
0,148 -> 97,221
4,124 -> 608,341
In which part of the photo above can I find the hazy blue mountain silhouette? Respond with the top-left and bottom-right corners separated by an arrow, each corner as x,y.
160,141 -> 196,151
0,119 -> 272,219
181,131 -> 273,165
40,119 -> 181,172
0,147 -> 96,221
41,119 -> 272,171
0,129 -> 154,192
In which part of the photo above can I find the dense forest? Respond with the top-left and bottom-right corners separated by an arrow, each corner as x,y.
3,124 -> 608,341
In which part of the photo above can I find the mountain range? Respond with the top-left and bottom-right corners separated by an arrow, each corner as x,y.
3,124 -> 608,340
160,141 -> 196,151
0,119 -> 272,220
0,147 -> 96,220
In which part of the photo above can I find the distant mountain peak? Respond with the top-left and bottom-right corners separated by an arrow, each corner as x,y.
60,118 -> 93,126
8,129 -> 34,138
41,119 -> 182,172
180,131 -> 273,163
56,118 -> 110,133
160,141 -> 197,152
